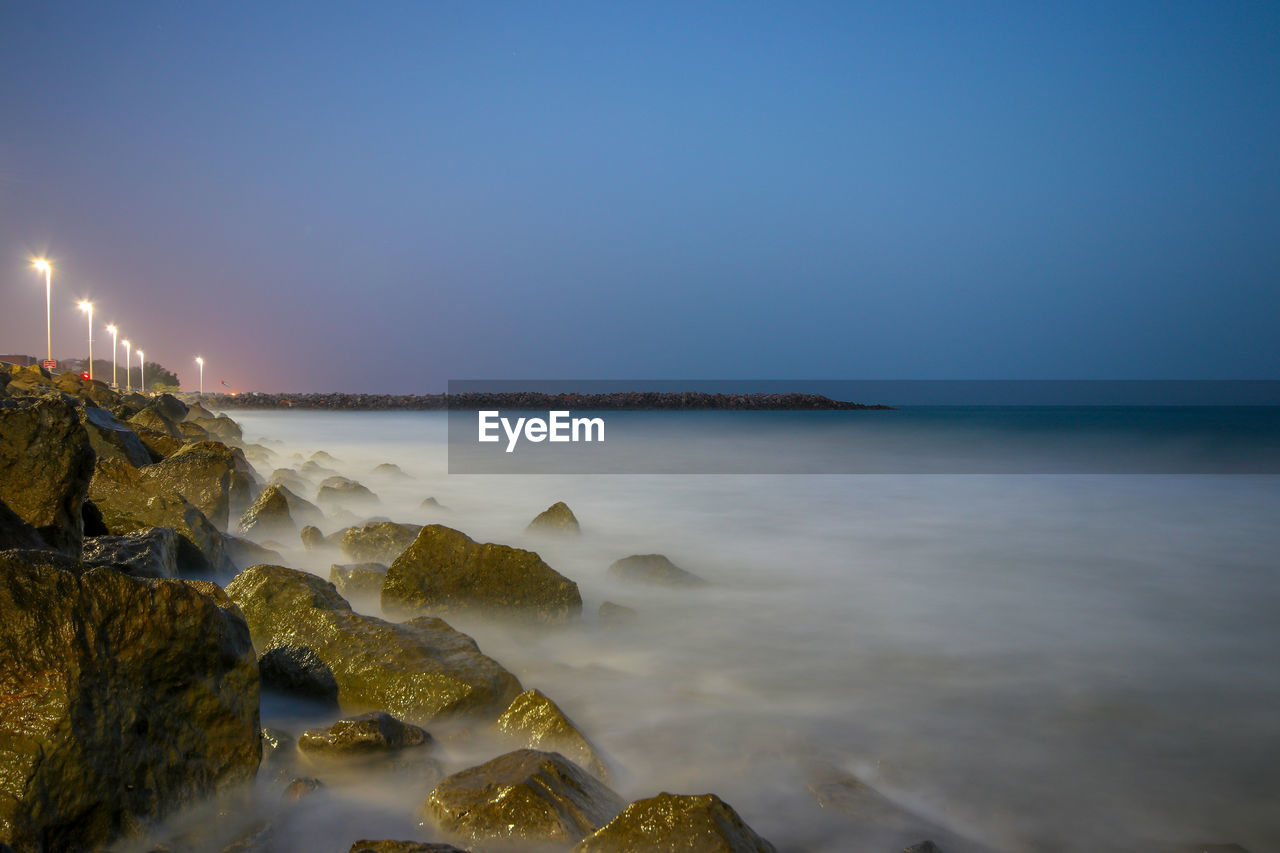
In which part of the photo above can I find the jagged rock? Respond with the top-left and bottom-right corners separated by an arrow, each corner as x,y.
82,527 -> 182,578
598,601 -> 637,625
492,689 -> 611,781
3,364 -> 53,393
316,476 -> 379,509
330,562 -> 389,598
348,842 -> 470,853
574,792 -> 777,853
224,535 -> 283,572
273,484 -> 323,526
0,496 -> 50,552
0,396 -> 96,554
259,645 -> 339,706
149,393 -> 189,424
237,484 -> 297,540
79,403 -> 153,467
282,777 -> 324,802
372,463 -> 409,477
140,440 -> 259,529
340,521 -> 422,563
300,525 -> 327,550
0,551 -> 260,850
131,423 -> 184,461
298,711 -> 431,755
226,565 -> 522,722
81,499 -> 109,536
526,501 -> 581,535
384,525 -> 582,624
192,414 -> 243,443
183,401 -> 215,421
89,456 -> 228,574
424,750 -> 624,848
299,460 -> 340,479
269,467 -> 312,495
420,497 -> 448,511
129,405 -> 183,438
177,420 -> 212,443
608,554 -> 707,587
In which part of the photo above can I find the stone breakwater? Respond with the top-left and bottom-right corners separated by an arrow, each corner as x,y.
186,391 -> 893,411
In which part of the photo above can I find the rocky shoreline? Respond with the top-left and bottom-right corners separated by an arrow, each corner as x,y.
0,362 -> 1250,852
187,391 -> 893,411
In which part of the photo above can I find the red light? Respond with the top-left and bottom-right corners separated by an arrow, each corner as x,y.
81,372 -> 90,380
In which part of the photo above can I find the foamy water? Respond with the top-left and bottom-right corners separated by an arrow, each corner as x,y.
164,410 -> 1280,852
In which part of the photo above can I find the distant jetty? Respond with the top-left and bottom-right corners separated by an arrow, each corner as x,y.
186,391 -> 892,411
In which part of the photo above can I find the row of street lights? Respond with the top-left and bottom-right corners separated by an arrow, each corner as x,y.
28,257 -> 206,395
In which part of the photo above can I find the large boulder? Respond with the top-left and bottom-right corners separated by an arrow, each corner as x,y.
82,527 -> 182,578
88,456 -> 228,574
573,793 -> 777,853
383,525 -> 582,624
526,501 -> 581,535
140,440 -> 259,529
276,483 -> 324,527
341,521 -> 422,564
226,565 -> 523,722
0,497 -> 49,552
79,404 -> 153,468
424,750 -> 624,848
316,476 -> 379,510
258,645 -> 339,706
130,424 -> 184,461
191,414 -> 242,444
0,551 -> 261,850
492,689 -> 611,782
0,396 -> 95,554
237,484 -> 297,540
183,401 -> 215,422
224,534 -> 284,572
129,406 -> 182,439
3,364 -> 53,394
149,393 -> 189,424
608,554 -> 707,587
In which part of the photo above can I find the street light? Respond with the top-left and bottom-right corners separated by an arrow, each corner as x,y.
138,349 -> 145,393
196,356 -> 204,395
77,301 -> 93,380
32,259 -> 52,364
106,325 -> 118,388
122,340 -> 131,392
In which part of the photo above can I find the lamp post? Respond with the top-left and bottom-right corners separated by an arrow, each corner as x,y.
32,259 -> 52,364
106,325 -> 118,388
77,302 -> 94,380
196,356 -> 204,395
122,340 -> 131,392
138,349 -> 145,394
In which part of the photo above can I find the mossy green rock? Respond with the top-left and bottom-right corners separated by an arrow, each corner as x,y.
88,456 -> 228,574
493,689 -> 611,782
0,551 -> 261,851
383,525 -> 582,624
0,396 -> 96,555
140,440 -> 259,529
226,564 -> 522,723
424,749 -> 624,848
341,521 -> 423,563
573,792 -> 777,853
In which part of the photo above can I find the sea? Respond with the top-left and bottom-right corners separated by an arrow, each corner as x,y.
147,406 -> 1280,852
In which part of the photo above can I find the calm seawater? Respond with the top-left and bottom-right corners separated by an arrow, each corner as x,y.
183,409 -> 1280,852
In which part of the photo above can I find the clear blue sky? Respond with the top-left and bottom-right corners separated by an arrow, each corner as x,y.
1,1 -> 1276,392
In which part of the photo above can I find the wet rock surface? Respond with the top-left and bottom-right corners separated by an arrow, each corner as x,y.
0,495 -> 50,552
348,842 -> 471,853
384,524 -> 582,624
341,520 -> 423,563
79,403 -> 153,468
0,396 -> 96,554
227,564 -> 523,722
0,551 -> 261,850
608,554 -> 708,587
259,645 -> 340,706
237,483 -> 298,540
492,689 -> 611,782
317,476 -> 380,509
573,792 -> 777,853
297,711 -> 431,755
526,501 -> 581,535
331,562 -> 390,598
140,440 -> 259,529
424,749 -> 624,848
82,526 -> 182,578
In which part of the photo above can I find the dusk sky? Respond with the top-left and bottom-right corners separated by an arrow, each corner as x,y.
1,1 -> 1277,393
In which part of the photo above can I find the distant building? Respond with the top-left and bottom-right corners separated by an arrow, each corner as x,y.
0,354 -> 38,367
